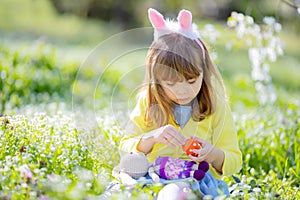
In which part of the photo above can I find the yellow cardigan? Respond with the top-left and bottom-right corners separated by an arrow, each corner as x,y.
119,94 -> 242,179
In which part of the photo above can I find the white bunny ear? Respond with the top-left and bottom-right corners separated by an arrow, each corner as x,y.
177,9 -> 192,30
148,8 -> 166,31
148,8 -> 200,41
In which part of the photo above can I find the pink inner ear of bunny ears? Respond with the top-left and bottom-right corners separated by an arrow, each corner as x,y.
148,8 -> 166,31
177,9 -> 192,30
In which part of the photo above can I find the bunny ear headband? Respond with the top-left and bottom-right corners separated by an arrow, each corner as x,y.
148,8 -> 205,59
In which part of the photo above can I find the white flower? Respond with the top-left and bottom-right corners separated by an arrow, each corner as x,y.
246,154 -> 251,160
263,16 -> 275,26
231,11 -> 238,17
231,190 -> 240,197
86,182 -> 92,188
50,145 -> 56,152
237,13 -> 245,22
274,23 -> 282,32
237,24 -> 246,38
250,168 -> 256,175
253,187 -> 261,193
227,19 -> 237,28
246,16 -> 254,24
19,164 -> 33,180
249,48 -> 261,70
21,183 -> 28,188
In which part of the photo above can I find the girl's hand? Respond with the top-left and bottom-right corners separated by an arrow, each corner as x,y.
188,137 -> 216,163
188,137 -> 224,173
152,124 -> 186,148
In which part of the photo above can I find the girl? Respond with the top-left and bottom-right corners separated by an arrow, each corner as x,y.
119,8 -> 242,197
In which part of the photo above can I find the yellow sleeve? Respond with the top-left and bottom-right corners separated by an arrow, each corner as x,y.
119,95 -> 151,154
210,97 -> 242,178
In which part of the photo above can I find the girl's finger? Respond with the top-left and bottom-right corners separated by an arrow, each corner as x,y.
192,149 -> 201,154
167,132 -> 185,146
169,138 -> 183,147
163,137 -> 176,148
192,136 -> 205,144
188,154 -> 204,163
167,128 -> 186,145
166,125 -> 185,137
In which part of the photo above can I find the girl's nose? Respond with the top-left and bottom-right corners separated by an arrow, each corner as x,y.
176,83 -> 188,95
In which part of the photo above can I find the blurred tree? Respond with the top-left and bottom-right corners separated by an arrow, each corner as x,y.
48,0 -> 141,28
48,0 -> 299,29
228,0 -> 299,26
49,0 -> 90,16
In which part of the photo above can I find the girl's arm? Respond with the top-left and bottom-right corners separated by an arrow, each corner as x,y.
210,147 -> 225,174
211,99 -> 242,176
137,133 -> 156,154
187,98 -> 242,176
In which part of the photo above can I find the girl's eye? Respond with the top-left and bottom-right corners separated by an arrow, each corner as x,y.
188,79 -> 196,84
166,82 -> 175,86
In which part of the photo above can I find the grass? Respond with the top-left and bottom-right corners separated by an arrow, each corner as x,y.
0,91 -> 299,199
0,40 -> 299,199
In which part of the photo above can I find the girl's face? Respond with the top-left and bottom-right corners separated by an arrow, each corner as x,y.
160,75 -> 202,105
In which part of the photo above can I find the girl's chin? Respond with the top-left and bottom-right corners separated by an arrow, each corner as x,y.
176,98 -> 192,105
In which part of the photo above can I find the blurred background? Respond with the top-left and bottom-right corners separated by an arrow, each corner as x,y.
1,0 -> 299,43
